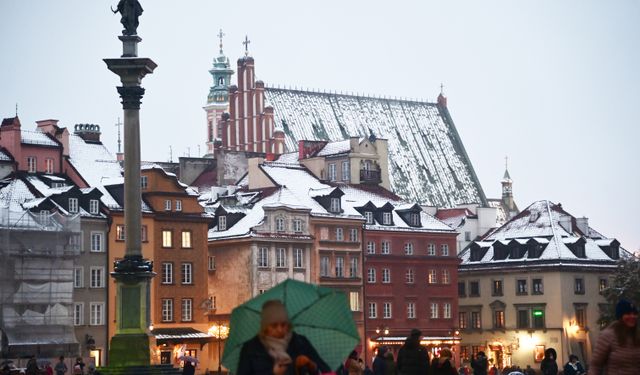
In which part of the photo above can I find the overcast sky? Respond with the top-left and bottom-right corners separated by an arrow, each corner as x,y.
1,1 -> 639,251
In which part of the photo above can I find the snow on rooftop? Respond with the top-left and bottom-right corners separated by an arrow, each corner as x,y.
264,88 -> 486,208
317,139 -> 351,156
67,134 -> 121,187
20,130 -> 58,147
0,149 -> 12,161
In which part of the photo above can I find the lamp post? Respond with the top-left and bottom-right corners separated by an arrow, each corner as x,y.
208,322 -> 229,375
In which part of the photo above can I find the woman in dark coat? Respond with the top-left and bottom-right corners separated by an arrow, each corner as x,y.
237,300 -> 330,375
182,360 -> 195,375
540,348 -> 558,375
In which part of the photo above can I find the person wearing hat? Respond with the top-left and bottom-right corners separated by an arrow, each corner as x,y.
237,300 -> 330,375
590,298 -> 639,375
470,351 -> 488,375
396,328 -> 430,375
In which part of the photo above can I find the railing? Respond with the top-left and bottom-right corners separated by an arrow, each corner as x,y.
360,169 -> 381,184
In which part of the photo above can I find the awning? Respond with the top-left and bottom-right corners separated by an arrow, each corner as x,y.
152,327 -> 215,346
3,326 -> 79,356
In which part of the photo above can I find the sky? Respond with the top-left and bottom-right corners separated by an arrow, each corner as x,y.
1,1 -> 639,251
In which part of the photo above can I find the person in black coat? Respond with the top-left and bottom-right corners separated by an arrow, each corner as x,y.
470,352 -> 488,375
540,348 -> 558,375
562,354 -> 585,375
237,300 -> 330,375
396,329 -> 430,375
372,346 -> 387,375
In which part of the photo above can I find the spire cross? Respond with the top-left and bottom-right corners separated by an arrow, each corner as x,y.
115,117 -> 123,153
217,29 -> 225,54
243,35 -> 251,56
505,155 -> 508,170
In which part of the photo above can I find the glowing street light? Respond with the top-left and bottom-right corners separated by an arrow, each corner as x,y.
208,323 -> 229,375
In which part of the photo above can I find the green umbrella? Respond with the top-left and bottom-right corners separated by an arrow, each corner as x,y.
221,279 -> 360,373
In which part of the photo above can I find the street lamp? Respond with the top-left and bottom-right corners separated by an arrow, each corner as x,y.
208,322 -> 229,375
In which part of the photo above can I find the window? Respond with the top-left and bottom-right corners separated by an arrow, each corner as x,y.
532,308 -> 545,329
366,241 -> 376,254
294,249 -> 304,268
368,302 -> 377,318
532,278 -> 544,295
404,242 -> 414,255
74,303 -> 84,326
381,241 -> 390,254
181,263 -> 192,284
465,231 -> 472,241
364,211 -> 374,224
90,267 -> 104,288
258,247 -> 269,267
342,161 -> 350,181
458,282 -> 466,297
73,267 -> 84,288
459,312 -> 468,329
427,243 -> 436,256
599,277 -> 608,292
161,263 -> 173,284
330,198 -> 341,213
181,299 -> 193,321
470,281 -> 480,297
141,226 -> 147,242
27,156 -> 37,173
208,256 -> 216,271
409,213 -> 420,226
335,257 -> 344,277
349,292 -> 360,311
349,258 -> 358,278
349,228 -> 358,242
90,232 -> 103,252
574,278 -> 585,294
181,231 -> 192,248
471,311 -> 481,328
276,248 -> 287,268
162,299 -> 173,322
293,219 -> 303,233
492,280 -> 503,296
428,269 -> 437,284
516,279 -> 528,295
140,176 -> 148,189
276,217 -> 285,232
517,309 -> 529,329
494,310 -> 505,328
336,228 -> 343,241
367,268 -> 376,283
407,302 -> 416,319
162,230 -> 173,247
575,304 -> 587,328
383,302 -> 392,318
441,244 -> 449,256
382,212 -> 392,225
430,303 -> 439,319
444,303 -> 452,319
89,199 -> 99,214
382,268 -> 391,283
405,268 -> 415,284
69,198 -> 79,213
116,225 -> 125,241
517,306 -> 546,329
45,158 -> 54,174
328,163 -> 336,181
175,200 -> 182,212
442,269 -> 450,284
320,227 -> 329,240
320,256 -> 330,277
218,216 -> 227,231
89,303 -> 105,325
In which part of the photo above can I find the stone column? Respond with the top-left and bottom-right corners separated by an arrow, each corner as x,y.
104,35 -> 157,368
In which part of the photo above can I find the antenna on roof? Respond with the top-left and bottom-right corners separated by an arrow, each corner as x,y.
115,117 -> 123,154
169,146 -> 173,162
15,103 -> 18,117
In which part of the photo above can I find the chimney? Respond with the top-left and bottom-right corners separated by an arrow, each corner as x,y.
558,216 -> 572,233
74,124 -> 101,143
576,217 -> 589,236
36,119 -> 59,135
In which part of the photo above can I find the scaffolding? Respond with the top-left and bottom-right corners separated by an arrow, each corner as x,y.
0,206 -> 81,358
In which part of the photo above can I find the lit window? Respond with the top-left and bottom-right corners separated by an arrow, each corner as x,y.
181,263 -> 192,284
89,199 -> 99,215
218,216 -> 227,231
276,217 -> 285,232
74,303 -> 84,326
367,268 -> 376,283
407,302 -> 416,319
442,269 -> 450,284
494,310 -> 505,328
90,267 -> 104,288
181,231 -> 192,248
45,158 -> 54,174
164,200 -> 171,211
441,244 -> 449,256
381,241 -> 390,254
335,257 -> 344,277
383,302 -> 392,319
382,268 -> 391,283
427,243 -> 436,256
89,303 -> 105,326
382,212 -> 392,225
404,242 -> 414,255
27,156 -> 37,173
405,268 -> 414,284
181,299 -> 193,322
364,211 -> 374,224
330,198 -> 341,213
349,291 -> 360,311
459,312 -> 468,329
90,232 -> 103,252
294,249 -> 304,268
161,263 -> 173,284
341,161 -> 350,181
258,247 -> 269,268
69,198 -> 79,213
368,302 -> 377,318
116,225 -> 125,241
431,303 -> 439,319
367,241 -> 376,254
162,230 -> 172,248
336,228 -> 343,241
428,269 -> 437,284
599,277 -> 608,292
276,248 -> 287,268
161,299 -> 173,322
175,200 -> 182,211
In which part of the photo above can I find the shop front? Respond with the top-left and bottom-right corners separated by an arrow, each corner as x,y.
370,335 -> 461,367
151,327 -> 215,372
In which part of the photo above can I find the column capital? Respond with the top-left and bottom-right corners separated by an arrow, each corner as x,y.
117,86 -> 146,110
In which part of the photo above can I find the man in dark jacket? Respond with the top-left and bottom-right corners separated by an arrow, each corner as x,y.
470,352 -> 488,375
372,346 -> 387,375
396,329 -> 430,375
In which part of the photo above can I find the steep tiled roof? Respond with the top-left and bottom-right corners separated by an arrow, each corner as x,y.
264,88 -> 487,208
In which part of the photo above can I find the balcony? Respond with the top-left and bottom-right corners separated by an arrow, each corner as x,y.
359,169 -> 381,184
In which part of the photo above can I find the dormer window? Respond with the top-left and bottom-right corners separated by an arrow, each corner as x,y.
330,198 -> 341,213
276,217 -> 285,232
364,211 -> 374,225
218,215 -> 227,231
89,199 -> 100,215
68,198 -> 78,213
382,212 -> 392,225
409,213 -> 420,226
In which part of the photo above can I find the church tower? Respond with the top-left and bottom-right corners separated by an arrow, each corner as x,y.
203,29 -> 234,156
501,158 -> 518,218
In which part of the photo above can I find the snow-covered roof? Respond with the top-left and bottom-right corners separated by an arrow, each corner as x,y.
264,87 -> 487,208
0,149 -> 12,161
20,130 -> 58,147
317,139 -> 351,156
67,134 -> 121,187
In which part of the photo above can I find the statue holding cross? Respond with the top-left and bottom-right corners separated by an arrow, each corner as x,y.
112,0 -> 143,36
